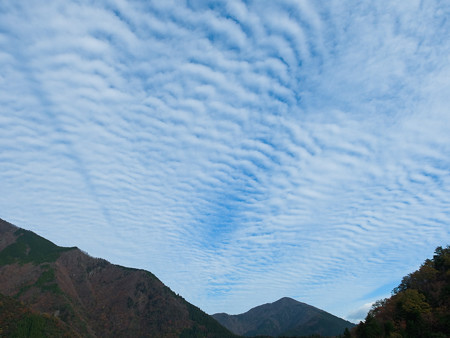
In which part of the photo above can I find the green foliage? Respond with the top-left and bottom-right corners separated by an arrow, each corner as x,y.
0,229 -> 75,266
182,302 -> 238,337
0,293 -> 74,337
397,289 -> 430,318
355,314 -> 383,338
35,268 -> 55,286
180,324 -> 204,338
353,245 -> 450,338
13,265 -> 62,299
343,327 -> 351,337
0,240 -> 27,265
433,246 -> 450,271
35,267 -> 62,294
11,314 -> 58,338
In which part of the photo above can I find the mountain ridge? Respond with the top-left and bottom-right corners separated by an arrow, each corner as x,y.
0,217 -> 236,337
0,217 -> 355,337
213,297 -> 355,337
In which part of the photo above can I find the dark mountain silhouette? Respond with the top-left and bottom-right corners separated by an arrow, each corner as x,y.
0,218 -> 236,337
352,245 -> 450,338
213,297 -> 355,337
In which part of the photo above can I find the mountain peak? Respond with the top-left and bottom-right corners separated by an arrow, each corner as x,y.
213,297 -> 354,337
274,296 -> 299,304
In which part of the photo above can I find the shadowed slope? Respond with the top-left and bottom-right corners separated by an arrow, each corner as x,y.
213,297 -> 355,337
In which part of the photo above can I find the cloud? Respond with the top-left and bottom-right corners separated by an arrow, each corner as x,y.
0,0 -> 449,320
347,302 -> 374,323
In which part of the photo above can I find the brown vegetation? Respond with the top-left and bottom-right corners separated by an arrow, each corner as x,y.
0,218 -> 235,337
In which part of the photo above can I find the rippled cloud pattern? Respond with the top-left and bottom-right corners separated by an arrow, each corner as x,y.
1,0 -> 449,321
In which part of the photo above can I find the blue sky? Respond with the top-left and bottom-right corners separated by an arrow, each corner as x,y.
1,0 -> 449,323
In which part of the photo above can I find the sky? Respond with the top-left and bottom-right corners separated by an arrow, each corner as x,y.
0,0 -> 449,323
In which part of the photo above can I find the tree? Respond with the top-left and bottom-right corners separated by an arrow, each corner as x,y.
353,245 -> 450,338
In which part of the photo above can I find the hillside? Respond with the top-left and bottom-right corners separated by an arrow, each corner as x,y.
353,246 -> 450,337
213,297 -> 355,337
0,292 -> 78,337
0,218 -> 236,337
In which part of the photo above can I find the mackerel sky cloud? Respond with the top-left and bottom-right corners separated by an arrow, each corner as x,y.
1,0 -> 449,322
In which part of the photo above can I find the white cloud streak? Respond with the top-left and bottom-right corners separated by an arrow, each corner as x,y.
0,0 -> 449,320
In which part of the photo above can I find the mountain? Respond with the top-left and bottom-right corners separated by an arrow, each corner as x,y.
0,292 -> 78,337
213,297 -> 355,337
353,246 -> 450,338
0,218 -> 236,337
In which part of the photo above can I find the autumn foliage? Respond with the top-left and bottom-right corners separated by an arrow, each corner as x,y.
353,246 -> 450,337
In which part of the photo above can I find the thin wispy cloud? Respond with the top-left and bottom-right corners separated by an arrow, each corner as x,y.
0,0 -> 449,321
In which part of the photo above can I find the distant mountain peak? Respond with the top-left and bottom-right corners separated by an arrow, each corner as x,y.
273,296 -> 294,303
274,296 -> 301,304
213,297 -> 355,337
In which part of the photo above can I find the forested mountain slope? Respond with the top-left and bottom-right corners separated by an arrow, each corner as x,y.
0,292 -> 79,337
353,246 -> 450,338
0,218 -> 236,337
